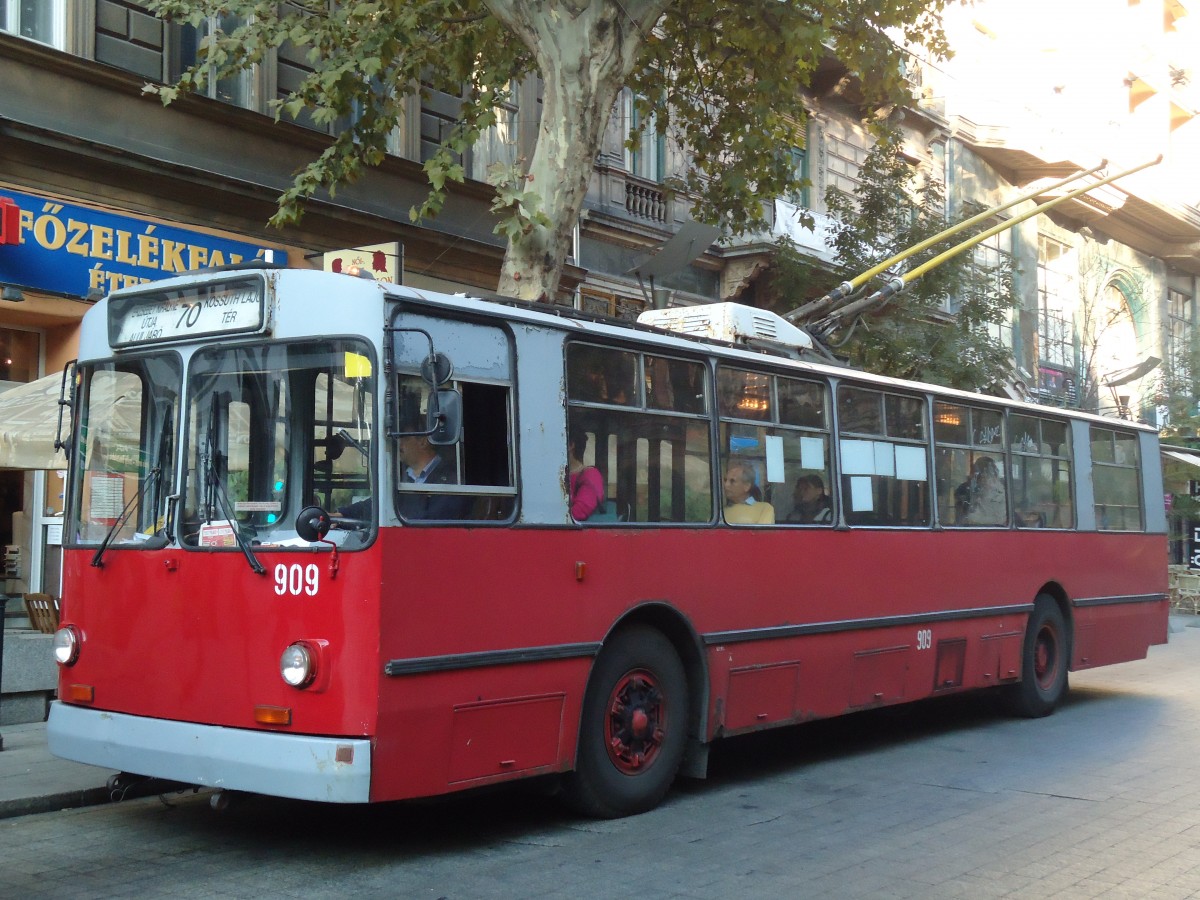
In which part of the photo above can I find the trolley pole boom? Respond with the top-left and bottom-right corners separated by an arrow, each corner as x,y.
809,155 -> 1164,340
784,160 -> 1108,324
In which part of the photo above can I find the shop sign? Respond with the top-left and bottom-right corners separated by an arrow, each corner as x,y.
323,242 -> 402,284
0,188 -> 286,297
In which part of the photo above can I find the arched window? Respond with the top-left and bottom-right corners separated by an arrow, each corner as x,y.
1091,281 -> 1143,418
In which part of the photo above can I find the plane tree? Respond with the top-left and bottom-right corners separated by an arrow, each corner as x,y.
147,0 -> 952,302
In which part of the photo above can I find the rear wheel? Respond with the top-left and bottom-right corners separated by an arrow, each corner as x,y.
1003,594 -> 1069,718
563,626 -> 688,818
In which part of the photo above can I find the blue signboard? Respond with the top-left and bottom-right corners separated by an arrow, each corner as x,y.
0,188 -> 286,297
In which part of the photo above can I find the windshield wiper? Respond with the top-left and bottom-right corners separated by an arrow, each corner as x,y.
201,413 -> 266,576
91,467 -> 163,568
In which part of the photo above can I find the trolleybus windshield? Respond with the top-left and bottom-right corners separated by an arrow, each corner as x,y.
180,338 -> 375,549
69,354 -> 181,549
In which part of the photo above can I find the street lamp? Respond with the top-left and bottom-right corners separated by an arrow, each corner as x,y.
1102,356 -> 1161,419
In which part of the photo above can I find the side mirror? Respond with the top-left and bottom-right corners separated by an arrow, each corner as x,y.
420,351 -> 454,386
427,389 -> 462,446
296,506 -> 332,542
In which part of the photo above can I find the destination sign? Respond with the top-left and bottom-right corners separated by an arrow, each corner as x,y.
109,277 -> 267,347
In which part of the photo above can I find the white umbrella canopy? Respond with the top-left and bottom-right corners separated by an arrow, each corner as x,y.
0,374 -> 72,470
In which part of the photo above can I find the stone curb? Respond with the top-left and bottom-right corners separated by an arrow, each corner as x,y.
0,786 -> 113,821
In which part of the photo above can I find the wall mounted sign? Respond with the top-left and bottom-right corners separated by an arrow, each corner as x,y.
323,242 -> 402,284
0,187 -> 286,297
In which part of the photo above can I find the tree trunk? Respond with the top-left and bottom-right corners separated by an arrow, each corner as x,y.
486,0 -> 668,302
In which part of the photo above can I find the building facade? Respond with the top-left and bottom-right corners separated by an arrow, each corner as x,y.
929,0 -> 1200,562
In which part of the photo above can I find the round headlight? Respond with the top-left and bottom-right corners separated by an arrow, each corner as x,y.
280,642 -> 315,688
53,626 -> 80,666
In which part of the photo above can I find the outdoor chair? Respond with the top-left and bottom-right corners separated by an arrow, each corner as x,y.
23,593 -> 59,635
1172,574 -> 1200,615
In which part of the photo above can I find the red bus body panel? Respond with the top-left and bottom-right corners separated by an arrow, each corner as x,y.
60,525 -> 1167,803
60,547 -> 384,737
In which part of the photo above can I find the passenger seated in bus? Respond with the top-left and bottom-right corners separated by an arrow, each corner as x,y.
785,474 -> 832,524
1015,504 -> 1046,528
722,459 -> 775,525
568,426 -> 605,521
956,456 -> 1006,525
395,433 -> 471,520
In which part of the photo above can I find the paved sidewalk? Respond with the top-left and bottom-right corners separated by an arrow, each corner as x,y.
0,720 -> 115,819
0,614 -> 1195,823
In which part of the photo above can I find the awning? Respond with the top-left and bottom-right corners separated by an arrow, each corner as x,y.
1163,449 -> 1200,469
0,373 -> 71,470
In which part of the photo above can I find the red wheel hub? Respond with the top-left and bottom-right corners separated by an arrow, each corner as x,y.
1034,624 -> 1059,689
604,669 -> 666,775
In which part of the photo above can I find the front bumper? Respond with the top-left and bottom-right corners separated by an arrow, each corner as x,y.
47,701 -> 372,803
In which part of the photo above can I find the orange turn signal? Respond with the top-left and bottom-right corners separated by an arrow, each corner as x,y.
253,705 -> 292,726
64,683 -> 94,704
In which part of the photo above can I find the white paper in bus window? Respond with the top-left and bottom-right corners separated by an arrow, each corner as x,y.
799,436 -> 824,470
895,445 -> 927,481
89,474 -> 125,520
765,434 -> 785,482
841,439 -> 874,475
850,476 -> 874,511
873,442 -> 895,477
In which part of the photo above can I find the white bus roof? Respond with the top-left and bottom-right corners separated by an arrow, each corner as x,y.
96,267 -> 1158,433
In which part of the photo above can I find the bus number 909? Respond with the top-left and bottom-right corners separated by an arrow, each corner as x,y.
275,563 -> 319,597
916,628 -> 932,650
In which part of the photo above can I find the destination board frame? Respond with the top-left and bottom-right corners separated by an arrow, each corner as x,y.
108,276 -> 267,348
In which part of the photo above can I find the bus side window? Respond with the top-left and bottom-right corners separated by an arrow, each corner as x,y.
777,376 -> 832,526
390,313 -> 517,524
717,368 -> 833,527
934,402 -> 1008,527
393,375 -> 515,522
838,385 -> 930,527
567,343 -> 711,524
717,367 -> 775,525
460,381 -> 515,520
1091,426 -> 1142,531
1010,414 -> 1073,529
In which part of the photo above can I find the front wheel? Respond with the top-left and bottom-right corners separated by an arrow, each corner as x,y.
562,626 -> 688,818
1003,595 -> 1069,718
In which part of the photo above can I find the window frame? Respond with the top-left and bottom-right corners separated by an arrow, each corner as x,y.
622,89 -> 666,184
1008,412 -> 1075,530
167,13 -> 259,109
835,382 -> 932,528
716,364 -> 833,527
388,306 -> 518,525
1090,425 -> 1143,532
179,337 -> 378,549
1,0 -> 67,49
566,340 -> 712,526
933,400 -> 1009,528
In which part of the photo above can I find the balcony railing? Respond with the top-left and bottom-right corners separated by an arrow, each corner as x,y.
625,177 -> 668,224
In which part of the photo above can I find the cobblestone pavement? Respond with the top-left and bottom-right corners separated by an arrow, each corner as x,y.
3,622 -> 1200,899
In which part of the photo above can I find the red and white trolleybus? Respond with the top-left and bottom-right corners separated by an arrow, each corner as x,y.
46,265 -> 1168,817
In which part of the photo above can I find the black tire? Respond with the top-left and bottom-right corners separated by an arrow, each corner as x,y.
562,626 -> 688,818
1003,594 -> 1069,718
